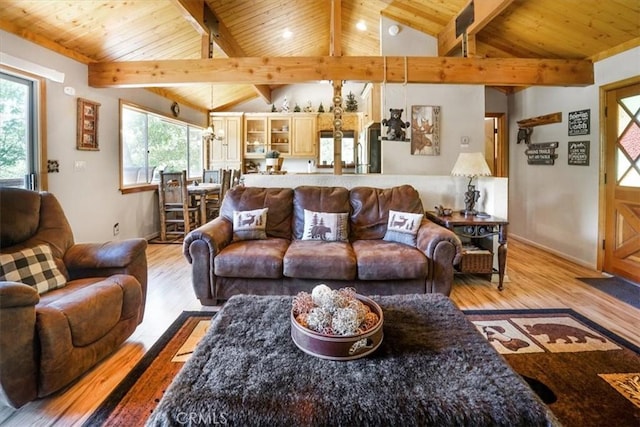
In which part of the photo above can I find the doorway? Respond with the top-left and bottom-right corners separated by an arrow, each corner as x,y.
601,79 -> 640,283
484,113 -> 508,177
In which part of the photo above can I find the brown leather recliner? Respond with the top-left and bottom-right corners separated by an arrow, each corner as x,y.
0,187 -> 148,408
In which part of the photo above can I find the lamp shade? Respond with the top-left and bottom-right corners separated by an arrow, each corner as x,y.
451,152 -> 492,177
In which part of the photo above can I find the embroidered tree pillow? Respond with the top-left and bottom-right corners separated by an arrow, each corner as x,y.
0,244 -> 67,294
302,209 -> 349,242
383,210 -> 423,246
233,208 -> 268,240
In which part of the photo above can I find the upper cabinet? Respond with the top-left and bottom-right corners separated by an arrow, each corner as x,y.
244,114 -> 268,158
244,113 -> 317,159
209,113 -> 242,170
362,83 -> 381,126
268,115 -> 292,157
291,113 -> 317,157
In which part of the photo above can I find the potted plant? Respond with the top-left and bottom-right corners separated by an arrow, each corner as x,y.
265,150 -> 280,167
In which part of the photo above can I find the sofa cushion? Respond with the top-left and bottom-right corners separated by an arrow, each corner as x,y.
232,208 -> 268,241
293,186 -> 350,239
215,238 -> 289,278
301,210 -> 349,242
350,185 -> 424,240
383,210 -> 424,246
37,274 -> 142,347
352,240 -> 428,280
0,244 -> 67,294
284,240 -> 356,280
221,187 -> 293,240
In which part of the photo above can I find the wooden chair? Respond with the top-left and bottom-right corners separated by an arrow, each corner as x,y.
205,169 -> 232,221
158,170 -> 199,241
231,168 -> 241,187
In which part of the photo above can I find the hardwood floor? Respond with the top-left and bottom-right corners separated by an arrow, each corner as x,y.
1,239 -> 638,426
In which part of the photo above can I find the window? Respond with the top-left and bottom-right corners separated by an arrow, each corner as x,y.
120,102 -> 204,190
0,70 -> 41,190
319,130 -> 356,167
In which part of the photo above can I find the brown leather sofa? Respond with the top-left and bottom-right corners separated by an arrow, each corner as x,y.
0,188 -> 148,408
184,185 -> 462,306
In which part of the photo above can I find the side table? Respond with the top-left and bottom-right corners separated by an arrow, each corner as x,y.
425,211 -> 509,290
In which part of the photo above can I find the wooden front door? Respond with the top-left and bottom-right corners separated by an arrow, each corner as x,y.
604,81 -> 640,283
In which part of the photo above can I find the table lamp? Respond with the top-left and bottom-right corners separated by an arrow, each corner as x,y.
451,152 -> 492,216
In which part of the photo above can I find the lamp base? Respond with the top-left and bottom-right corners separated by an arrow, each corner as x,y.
462,184 -> 480,216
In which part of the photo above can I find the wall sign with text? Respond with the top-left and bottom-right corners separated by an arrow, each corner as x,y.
568,109 -> 590,136
568,141 -> 590,166
526,142 -> 559,165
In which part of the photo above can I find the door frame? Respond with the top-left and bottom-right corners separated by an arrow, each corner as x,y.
485,113 -> 508,178
597,75 -> 640,272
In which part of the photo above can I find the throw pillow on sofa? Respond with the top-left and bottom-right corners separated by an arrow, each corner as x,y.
232,208 -> 268,240
302,209 -> 349,242
0,244 -> 67,294
383,210 -> 423,246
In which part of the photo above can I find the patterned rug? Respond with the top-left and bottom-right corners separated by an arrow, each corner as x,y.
85,308 -> 640,427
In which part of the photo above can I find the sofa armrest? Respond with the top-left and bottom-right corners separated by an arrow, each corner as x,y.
64,238 -> 148,323
183,217 -> 233,304
416,220 -> 462,295
0,282 -> 38,408
64,238 -> 147,283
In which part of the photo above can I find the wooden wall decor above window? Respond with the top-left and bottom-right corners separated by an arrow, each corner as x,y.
77,98 -> 100,151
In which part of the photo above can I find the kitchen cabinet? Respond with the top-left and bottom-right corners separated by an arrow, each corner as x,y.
291,113 -> 317,157
208,113 -> 242,170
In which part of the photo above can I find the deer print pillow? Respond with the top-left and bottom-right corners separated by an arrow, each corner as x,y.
383,210 -> 423,246
232,208 -> 268,241
302,209 -> 349,242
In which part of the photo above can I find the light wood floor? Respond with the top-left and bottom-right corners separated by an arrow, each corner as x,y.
1,239 -> 638,426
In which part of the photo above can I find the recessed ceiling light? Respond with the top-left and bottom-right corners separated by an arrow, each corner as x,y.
356,20 -> 367,31
282,28 -> 293,39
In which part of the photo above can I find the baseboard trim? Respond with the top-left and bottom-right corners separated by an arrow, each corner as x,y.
509,234 -> 598,271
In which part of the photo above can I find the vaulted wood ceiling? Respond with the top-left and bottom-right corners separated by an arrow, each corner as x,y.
1,0 -> 638,113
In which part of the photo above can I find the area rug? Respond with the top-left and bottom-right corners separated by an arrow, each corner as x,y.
577,276 -> 640,309
85,305 -> 640,427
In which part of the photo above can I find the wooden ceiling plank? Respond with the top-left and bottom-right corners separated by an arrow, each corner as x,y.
331,0 -> 342,56
438,0 -> 515,56
0,19 -> 95,64
88,56 -> 593,87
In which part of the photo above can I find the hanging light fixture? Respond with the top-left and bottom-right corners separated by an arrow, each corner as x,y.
203,84 -> 215,139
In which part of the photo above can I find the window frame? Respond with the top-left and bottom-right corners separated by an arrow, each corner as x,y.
0,66 -> 47,191
119,100 -> 204,194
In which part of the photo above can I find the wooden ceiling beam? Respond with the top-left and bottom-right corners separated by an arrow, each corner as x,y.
438,0 -> 514,57
88,56 -> 594,88
169,0 -> 272,104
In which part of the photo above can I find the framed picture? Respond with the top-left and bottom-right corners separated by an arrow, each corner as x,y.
411,105 -> 441,155
77,98 -> 100,151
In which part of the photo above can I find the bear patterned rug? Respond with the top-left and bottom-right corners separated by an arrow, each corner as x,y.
85,308 -> 640,427
466,308 -> 640,427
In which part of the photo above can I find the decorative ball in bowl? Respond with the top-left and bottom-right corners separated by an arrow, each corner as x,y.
290,285 -> 384,361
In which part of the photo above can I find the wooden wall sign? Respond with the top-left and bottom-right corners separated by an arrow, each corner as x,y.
77,98 -> 100,151
568,140 -> 590,165
568,109 -> 590,136
526,142 -> 558,165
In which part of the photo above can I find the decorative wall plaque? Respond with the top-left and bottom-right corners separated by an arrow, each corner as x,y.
568,109 -> 590,136
568,141 -> 590,166
526,142 -> 559,165
77,98 -> 100,151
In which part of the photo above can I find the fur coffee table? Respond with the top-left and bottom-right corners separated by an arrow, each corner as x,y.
148,294 -> 558,426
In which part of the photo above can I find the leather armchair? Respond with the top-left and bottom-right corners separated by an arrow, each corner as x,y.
0,188 -> 147,408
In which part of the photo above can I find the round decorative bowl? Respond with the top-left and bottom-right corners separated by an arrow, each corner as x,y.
290,294 -> 384,361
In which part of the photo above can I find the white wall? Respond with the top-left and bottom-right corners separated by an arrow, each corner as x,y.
379,17 -> 486,176
507,46 -> 640,268
1,30 -> 207,243
243,174 -> 508,220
